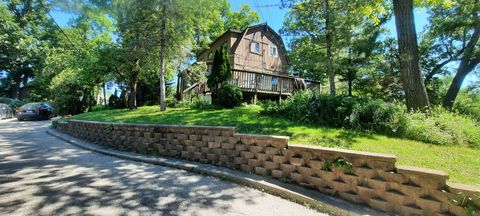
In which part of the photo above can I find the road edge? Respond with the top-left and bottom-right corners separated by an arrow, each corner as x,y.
47,129 -> 386,216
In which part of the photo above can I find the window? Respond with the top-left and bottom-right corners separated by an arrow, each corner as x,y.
208,52 -> 214,60
269,45 -> 278,57
250,41 -> 261,54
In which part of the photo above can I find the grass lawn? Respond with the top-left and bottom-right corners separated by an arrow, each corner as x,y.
70,105 -> 480,185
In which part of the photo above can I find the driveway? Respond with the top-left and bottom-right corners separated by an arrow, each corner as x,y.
0,119 -> 327,216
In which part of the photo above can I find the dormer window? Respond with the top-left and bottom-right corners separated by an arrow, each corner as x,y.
270,45 -> 278,57
250,41 -> 261,54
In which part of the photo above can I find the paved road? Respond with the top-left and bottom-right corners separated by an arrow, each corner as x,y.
0,119 -> 327,216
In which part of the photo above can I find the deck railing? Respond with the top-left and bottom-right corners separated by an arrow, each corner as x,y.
229,69 -> 320,95
181,69 -> 321,99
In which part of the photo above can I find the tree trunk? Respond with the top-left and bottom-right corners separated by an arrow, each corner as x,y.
159,5 -> 167,111
393,0 -> 430,110
103,82 -> 107,105
442,65 -> 471,108
442,14 -> 480,108
128,80 -> 137,109
325,0 -> 336,96
128,59 -> 139,109
348,81 -> 352,96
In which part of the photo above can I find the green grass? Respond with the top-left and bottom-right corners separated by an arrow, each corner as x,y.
70,105 -> 480,185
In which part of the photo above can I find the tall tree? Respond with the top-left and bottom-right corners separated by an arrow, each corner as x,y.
207,45 -> 231,100
434,0 -> 480,108
282,0 -> 383,96
0,0 -> 55,100
392,0 -> 430,110
324,0 -> 335,95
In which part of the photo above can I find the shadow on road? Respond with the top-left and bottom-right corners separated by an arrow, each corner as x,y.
0,119 -> 300,216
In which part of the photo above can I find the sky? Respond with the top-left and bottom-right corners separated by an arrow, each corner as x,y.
50,0 -> 477,87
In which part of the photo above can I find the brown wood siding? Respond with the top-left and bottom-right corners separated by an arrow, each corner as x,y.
232,28 -> 288,75
197,32 -> 237,62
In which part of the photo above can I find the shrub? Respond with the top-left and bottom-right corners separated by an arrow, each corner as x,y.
349,100 -> 407,135
261,89 -> 480,147
190,98 -> 215,110
176,97 -> 216,110
454,92 -> 480,122
91,105 -> 112,112
405,107 -> 480,148
217,83 -> 243,108
0,97 -> 24,109
261,90 -> 359,127
108,93 -> 125,109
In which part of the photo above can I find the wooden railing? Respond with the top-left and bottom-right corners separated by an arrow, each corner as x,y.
181,69 -> 321,99
229,69 -> 320,95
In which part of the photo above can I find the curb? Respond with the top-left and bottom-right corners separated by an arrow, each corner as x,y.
47,129 -> 387,216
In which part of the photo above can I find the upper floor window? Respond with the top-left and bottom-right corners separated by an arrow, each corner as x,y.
250,41 -> 261,54
269,45 -> 278,57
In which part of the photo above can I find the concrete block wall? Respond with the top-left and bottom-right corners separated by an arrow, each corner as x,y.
57,120 -> 479,216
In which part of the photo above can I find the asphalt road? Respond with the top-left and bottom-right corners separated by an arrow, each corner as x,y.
0,119 -> 327,216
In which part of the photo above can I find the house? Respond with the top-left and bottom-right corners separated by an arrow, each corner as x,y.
178,23 -> 320,102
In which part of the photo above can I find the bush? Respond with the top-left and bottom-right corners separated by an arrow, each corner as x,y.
261,90 -> 359,127
108,94 -> 125,109
176,97 -> 216,110
454,92 -> 480,122
217,83 -> 243,108
191,98 -> 214,110
349,100 -> 407,135
261,89 -> 480,147
405,107 -> 480,148
0,97 -> 25,109
91,105 -> 112,112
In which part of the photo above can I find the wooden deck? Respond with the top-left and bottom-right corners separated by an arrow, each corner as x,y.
180,69 -> 321,100
229,69 -> 320,96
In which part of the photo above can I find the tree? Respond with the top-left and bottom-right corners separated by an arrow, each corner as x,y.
0,0 -> 55,100
282,0 -> 384,96
429,0 -> 480,108
224,4 -> 260,31
207,45 -> 231,100
192,1 -> 260,53
392,0 -> 430,110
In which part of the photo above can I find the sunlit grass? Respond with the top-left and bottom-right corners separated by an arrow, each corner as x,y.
71,105 -> 480,185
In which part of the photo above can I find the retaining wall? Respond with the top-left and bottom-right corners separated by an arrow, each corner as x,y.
57,120 -> 479,216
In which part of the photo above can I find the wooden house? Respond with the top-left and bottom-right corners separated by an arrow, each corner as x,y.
178,23 -> 319,101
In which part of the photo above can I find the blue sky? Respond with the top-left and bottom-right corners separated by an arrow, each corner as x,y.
51,1 -> 477,86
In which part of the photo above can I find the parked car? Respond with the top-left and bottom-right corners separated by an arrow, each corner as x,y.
16,102 -> 54,121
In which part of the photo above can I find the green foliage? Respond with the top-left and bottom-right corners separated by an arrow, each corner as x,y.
207,45 -> 232,90
454,90 -> 480,122
190,98 -> 215,110
0,97 -> 24,109
333,158 -> 353,174
451,191 -> 480,216
217,83 -> 243,109
108,92 -> 125,109
176,97 -> 215,110
322,161 -> 332,172
223,4 -> 260,31
261,90 -> 359,127
262,90 -> 480,147
91,105 -> 112,112
188,62 -> 208,85
70,105 -> 480,184
50,69 -> 85,115
51,119 -> 59,129
350,100 -> 407,135
405,107 -> 480,148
